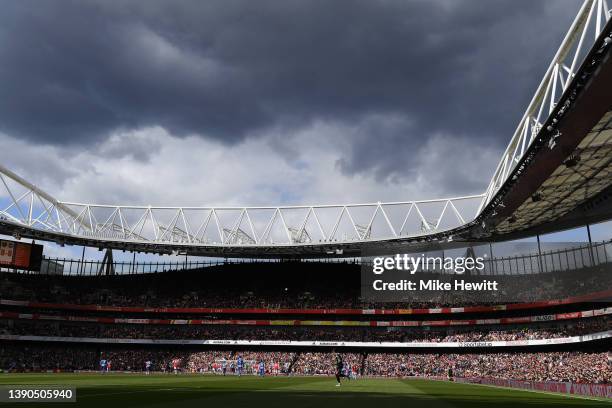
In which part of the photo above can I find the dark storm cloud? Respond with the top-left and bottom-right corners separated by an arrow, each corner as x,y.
0,0 -> 581,186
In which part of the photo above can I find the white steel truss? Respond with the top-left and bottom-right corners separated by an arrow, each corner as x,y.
479,0 -> 611,211
0,0 -> 610,249
0,164 -> 484,246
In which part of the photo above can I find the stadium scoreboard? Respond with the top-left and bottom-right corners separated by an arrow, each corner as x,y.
0,239 -> 43,271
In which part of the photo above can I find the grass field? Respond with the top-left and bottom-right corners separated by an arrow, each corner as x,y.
0,374 -> 609,407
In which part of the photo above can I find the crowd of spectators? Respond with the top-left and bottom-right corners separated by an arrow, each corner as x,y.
1,262 -> 609,385
291,352 -> 363,376
364,352 -> 612,384
0,345 -> 609,384
0,317 -> 608,342
186,351 -> 296,375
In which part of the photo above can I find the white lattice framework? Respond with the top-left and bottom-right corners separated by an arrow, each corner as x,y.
479,0 -> 611,211
0,0 -> 610,249
0,164 -> 484,245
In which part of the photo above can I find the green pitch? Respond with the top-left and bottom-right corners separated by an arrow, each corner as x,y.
0,373 -> 609,407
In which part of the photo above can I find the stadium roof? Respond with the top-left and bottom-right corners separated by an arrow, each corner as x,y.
0,0 -> 611,257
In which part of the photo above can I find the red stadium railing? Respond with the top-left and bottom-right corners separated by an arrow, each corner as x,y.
1,288 -> 610,316
0,306 -> 609,327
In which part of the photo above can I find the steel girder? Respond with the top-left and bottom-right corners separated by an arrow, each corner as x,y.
0,168 -> 484,246
479,0 -> 611,211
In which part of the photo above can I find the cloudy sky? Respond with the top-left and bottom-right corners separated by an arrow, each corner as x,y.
0,0 -> 583,209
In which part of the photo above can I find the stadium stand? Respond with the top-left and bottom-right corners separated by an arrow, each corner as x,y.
1,261 -> 610,309
0,345 -> 609,384
0,258 -> 609,397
